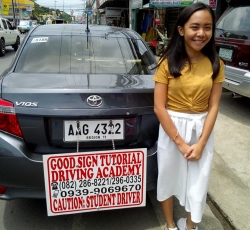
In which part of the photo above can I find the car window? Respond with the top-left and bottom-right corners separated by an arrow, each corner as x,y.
6,20 -> 13,30
1,19 -> 8,30
15,35 -> 155,75
216,6 -> 250,40
19,21 -> 29,26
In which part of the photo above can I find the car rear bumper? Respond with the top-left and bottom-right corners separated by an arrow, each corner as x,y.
18,28 -> 29,32
222,65 -> 250,98
0,132 -> 158,200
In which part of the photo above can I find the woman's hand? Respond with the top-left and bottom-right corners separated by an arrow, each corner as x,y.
184,142 -> 205,161
175,139 -> 191,157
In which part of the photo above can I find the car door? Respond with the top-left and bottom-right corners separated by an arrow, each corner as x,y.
6,20 -> 16,44
1,19 -> 10,45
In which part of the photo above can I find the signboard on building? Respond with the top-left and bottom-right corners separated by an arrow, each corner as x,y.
150,0 -> 193,8
132,0 -> 142,9
105,7 -> 127,18
2,3 -> 9,15
1,0 -> 34,18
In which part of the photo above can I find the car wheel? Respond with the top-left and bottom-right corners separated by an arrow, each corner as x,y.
0,39 -> 5,57
13,36 -> 20,51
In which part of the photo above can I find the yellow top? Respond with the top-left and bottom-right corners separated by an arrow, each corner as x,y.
153,56 -> 225,113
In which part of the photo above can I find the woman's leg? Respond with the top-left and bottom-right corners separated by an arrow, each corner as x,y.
161,196 -> 176,228
186,212 -> 196,229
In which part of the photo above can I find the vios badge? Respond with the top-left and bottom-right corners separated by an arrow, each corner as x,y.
86,95 -> 103,107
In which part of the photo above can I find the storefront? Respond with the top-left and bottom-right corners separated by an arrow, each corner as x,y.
98,0 -> 129,27
131,0 -> 193,55
99,7 -> 128,26
132,1 -> 192,41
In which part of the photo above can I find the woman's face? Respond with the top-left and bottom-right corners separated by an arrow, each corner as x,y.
178,9 -> 213,55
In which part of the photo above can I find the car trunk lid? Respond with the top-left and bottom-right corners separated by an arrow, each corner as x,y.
1,73 -> 158,153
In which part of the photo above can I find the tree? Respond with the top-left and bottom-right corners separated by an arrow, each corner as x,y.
29,0 -> 71,23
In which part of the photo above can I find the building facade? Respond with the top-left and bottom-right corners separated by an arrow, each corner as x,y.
0,0 -> 34,24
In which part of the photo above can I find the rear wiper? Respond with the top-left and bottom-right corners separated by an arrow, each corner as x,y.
216,28 -> 228,40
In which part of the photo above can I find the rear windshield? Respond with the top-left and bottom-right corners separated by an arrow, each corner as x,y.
15,36 -> 156,74
216,6 -> 250,40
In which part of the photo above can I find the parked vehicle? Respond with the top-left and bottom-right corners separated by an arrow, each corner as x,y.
0,17 -> 20,56
18,20 -> 32,34
0,24 -> 159,202
46,19 -> 68,24
215,0 -> 250,98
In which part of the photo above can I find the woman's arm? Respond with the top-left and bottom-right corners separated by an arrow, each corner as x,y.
154,82 -> 191,156
185,83 -> 223,161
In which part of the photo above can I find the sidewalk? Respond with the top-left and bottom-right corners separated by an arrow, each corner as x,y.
209,99 -> 250,230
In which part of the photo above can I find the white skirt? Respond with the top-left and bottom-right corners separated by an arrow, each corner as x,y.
157,110 -> 214,223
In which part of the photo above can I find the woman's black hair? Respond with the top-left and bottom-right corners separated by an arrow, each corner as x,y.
156,2 -> 220,79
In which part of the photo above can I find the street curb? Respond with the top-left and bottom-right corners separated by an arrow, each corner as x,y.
207,193 -> 235,229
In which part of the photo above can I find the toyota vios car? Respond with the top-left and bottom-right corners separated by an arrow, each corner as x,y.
0,24 -> 159,206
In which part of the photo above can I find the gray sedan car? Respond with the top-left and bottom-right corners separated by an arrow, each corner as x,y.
0,24 -> 159,205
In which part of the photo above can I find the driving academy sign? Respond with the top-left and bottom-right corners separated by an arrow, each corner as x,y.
43,149 -> 147,216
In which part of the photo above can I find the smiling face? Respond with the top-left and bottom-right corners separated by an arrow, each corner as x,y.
177,9 -> 213,58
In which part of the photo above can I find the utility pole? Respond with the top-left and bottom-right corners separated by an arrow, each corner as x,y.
55,0 -> 57,10
11,0 -> 16,26
96,0 -> 99,25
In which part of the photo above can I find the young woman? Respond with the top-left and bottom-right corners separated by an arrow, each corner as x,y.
153,3 -> 225,230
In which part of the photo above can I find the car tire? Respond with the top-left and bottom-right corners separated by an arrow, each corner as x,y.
0,39 -> 5,57
13,36 -> 20,51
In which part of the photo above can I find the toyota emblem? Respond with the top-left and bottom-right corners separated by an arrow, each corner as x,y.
86,95 -> 103,107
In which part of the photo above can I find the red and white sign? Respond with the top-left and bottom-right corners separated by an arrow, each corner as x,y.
43,149 -> 147,216
209,0 -> 217,9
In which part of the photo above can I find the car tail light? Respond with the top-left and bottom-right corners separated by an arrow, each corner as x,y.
0,186 -> 8,194
0,99 -> 23,138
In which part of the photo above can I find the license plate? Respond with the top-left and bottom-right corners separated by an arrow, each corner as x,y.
219,47 -> 233,60
64,119 -> 124,142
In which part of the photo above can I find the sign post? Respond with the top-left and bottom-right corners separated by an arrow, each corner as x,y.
85,9 -> 92,32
